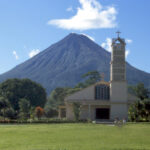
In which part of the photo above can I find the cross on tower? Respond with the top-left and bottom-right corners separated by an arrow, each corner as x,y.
116,31 -> 121,38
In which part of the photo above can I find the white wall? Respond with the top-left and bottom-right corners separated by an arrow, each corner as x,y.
66,85 -> 95,101
110,81 -> 127,102
110,104 -> 128,120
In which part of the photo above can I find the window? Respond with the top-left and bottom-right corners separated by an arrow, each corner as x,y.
95,84 -> 110,100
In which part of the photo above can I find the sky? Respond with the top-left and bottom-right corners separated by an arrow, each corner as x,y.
0,0 -> 150,74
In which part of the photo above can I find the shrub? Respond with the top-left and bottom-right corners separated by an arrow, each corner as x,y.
128,99 -> 150,122
35,106 -> 44,120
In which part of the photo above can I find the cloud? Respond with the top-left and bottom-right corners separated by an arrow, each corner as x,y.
66,6 -> 73,12
101,38 -> 112,52
81,33 -> 95,41
125,39 -> 132,58
101,38 -> 132,58
126,39 -> 132,44
48,0 -> 117,30
125,50 -> 130,58
29,49 -> 40,58
12,51 -> 19,60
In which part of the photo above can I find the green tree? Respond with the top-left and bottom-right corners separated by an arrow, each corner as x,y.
29,107 -> 36,120
128,83 -> 150,122
19,98 -> 30,120
128,99 -> 150,122
45,87 -> 70,117
75,71 -> 101,88
0,96 -> 10,120
45,87 -> 81,117
82,70 -> 101,86
0,78 -> 47,110
75,82 -> 87,88
44,105 -> 58,118
46,87 -> 71,109
4,107 -> 15,120
133,83 -> 149,100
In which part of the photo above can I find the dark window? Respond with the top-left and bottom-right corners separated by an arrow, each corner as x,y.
95,84 -> 110,100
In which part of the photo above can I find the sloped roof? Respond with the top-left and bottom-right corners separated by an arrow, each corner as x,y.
65,80 -> 110,101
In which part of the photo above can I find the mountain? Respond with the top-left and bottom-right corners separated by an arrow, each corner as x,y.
0,33 -> 150,94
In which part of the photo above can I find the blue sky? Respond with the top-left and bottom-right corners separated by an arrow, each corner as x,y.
0,0 -> 150,74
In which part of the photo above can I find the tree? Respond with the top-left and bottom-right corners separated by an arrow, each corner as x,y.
19,98 -> 30,120
4,107 -> 15,120
45,70 -> 101,118
128,83 -> 150,122
44,105 -> 58,118
35,106 -> 44,120
73,102 -> 81,121
46,87 -> 71,110
128,99 -> 150,122
45,87 -> 81,118
75,71 -> 101,88
29,107 -> 36,120
82,70 -> 101,86
75,82 -> 87,89
45,87 -> 69,117
133,83 -> 149,100
0,96 -> 10,120
0,78 -> 47,110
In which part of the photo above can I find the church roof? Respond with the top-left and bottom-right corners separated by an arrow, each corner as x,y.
65,80 -> 110,101
95,80 -> 110,86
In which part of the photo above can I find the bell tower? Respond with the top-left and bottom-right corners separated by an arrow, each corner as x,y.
110,31 -> 128,119
111,31 -> 126,82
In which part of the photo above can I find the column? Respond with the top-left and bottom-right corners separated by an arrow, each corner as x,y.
88,104 -> 91,120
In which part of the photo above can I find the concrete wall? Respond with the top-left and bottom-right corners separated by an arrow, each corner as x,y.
66,103 -> 74,120
65,85 -> 95,101
80,105 -> 90,120
110,104 -> 128,120
66,104 -> 111,121
110,81 -> 127,102
66,103 -> 128,121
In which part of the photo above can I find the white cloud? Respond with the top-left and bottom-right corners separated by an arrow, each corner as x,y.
29,49 -> 40,58
126,39 -> 132,44
12,51 -> 19,60
101,38 -> 112,52
125,50 -> 130,58
66,6 -> 73,12
48,0 -> 117,30
81,33 -> 95,41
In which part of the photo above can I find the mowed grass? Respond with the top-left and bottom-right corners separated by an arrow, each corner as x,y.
0,123 -> 150,150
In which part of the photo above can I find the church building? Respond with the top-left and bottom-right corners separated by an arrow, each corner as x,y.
59,33 -> 137,121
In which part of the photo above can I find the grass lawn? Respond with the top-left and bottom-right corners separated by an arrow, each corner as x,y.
0,123 -> 150,150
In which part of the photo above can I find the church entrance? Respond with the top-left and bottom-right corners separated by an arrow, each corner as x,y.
96,108 -> 110,119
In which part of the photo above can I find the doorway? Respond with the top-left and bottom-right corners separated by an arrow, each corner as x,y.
96,108 -> 110,119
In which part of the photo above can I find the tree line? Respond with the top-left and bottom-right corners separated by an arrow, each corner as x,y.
0,71 -> 101,121
0,78 -> 46,121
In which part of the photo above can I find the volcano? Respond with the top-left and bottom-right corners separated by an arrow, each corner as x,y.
0,33 -> 150,94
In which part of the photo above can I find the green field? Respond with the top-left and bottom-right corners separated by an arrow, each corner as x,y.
0,123 -> 150,150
